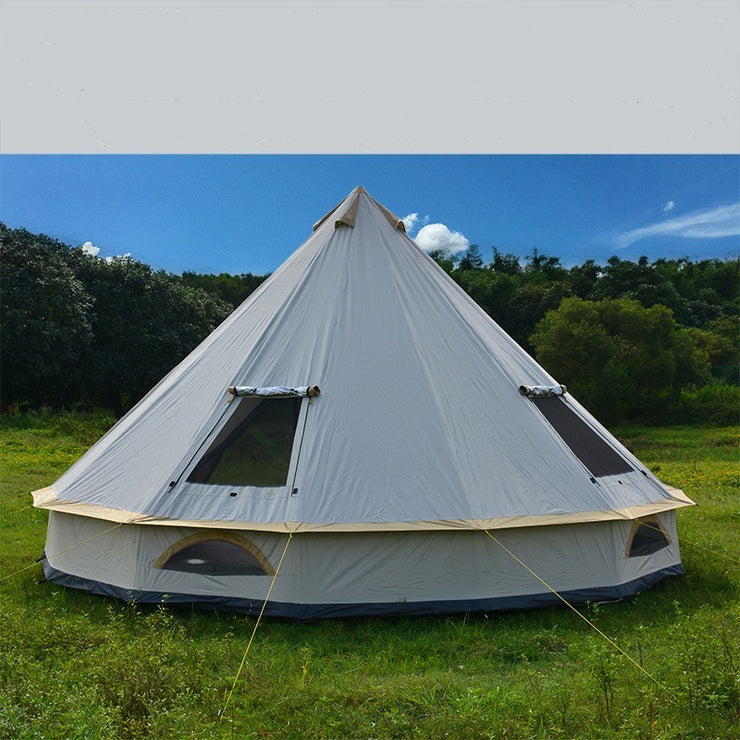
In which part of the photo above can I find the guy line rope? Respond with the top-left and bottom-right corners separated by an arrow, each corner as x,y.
0,516 -> 295,723
10,514 -> 734,705
640,519 -> 738,564
0,521 -> 124,583
483,529 -> 664,688
219,531 -> 294,721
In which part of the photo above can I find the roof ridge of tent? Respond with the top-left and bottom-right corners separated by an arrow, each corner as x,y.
312,186 -> 406,233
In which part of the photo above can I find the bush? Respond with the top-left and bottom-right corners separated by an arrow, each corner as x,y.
530,297 -> 711,424
672,384 -> 740,425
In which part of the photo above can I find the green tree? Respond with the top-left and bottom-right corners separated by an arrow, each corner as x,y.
690,317 -> 740,384
176,271 -> 269,308
530,297 -> 711,423
653,256 -> 739,308
0,225 -> 93,406
524,248 -> 567,280
70,253 -> 233,415
427,248 -> 455,274
510,280 -> 573,352
590,256 -> 692,323
455,271 -> 518,331
569,259 -> 601,298
457,244 -> 484,271
490,247 -> 522,275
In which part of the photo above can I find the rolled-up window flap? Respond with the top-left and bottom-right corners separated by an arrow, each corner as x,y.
519,384 -> 567,398
227,385 -> 321,398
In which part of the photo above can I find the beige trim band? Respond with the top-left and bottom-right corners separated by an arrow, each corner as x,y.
33,486 -> 694,533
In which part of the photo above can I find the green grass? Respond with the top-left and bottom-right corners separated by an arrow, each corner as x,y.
1,412 -> 738,739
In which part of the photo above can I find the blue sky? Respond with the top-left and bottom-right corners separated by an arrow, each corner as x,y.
1,155 -> 738,275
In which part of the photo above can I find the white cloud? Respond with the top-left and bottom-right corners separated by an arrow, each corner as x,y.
79,240 -> 133,261
414,222 -> 470,255
402,212 -> 430,235
80,240 -> 100,256
402,212 -> 419,232
663,200 -> 675,214
614,203 -> 740,249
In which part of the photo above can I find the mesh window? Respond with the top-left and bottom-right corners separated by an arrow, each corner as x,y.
160,539 -> 268,575
187,397 -> 301,487
628,519 -> 670,558
532,396 -> 632,477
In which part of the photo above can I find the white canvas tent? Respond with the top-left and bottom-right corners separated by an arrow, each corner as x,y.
32,187 -> 693,618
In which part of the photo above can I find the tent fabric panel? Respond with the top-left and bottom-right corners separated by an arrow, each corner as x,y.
43,516 -> 683,611
352,201 -> 602,519
46,220 -> 335,514
283,523 -> 640,606
42,560 -> 684,619
44,511 -> 141,590
281,208 -> 468,526
33,187 -> 692,528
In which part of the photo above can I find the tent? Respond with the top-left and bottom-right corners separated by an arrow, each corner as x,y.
32,187 -> 693,619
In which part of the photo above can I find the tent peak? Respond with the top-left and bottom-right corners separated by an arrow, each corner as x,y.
313,187 -> 406,233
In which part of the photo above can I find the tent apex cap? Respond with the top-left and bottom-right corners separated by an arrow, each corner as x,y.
313,186 -> 406,233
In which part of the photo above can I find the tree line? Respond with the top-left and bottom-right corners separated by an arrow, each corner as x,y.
437,244 -> 737,423
1,224 -> 737,423
0,225 -> 267,416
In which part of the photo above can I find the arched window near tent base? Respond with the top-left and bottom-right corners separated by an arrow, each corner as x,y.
626,517 -> 671,558
154,533 -> 274,576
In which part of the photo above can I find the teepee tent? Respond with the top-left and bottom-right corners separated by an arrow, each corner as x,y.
32,187 -> 693,618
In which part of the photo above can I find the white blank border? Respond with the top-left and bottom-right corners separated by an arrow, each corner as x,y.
2,1 -> 738,153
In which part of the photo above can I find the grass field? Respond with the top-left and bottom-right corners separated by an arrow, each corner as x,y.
1,411 -> 738,739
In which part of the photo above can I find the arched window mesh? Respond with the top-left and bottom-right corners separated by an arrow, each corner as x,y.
156,536 -> 273,575
627,518 -> 670,558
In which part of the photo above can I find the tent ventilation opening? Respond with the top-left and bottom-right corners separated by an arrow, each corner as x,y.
626,517 -> 671,558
